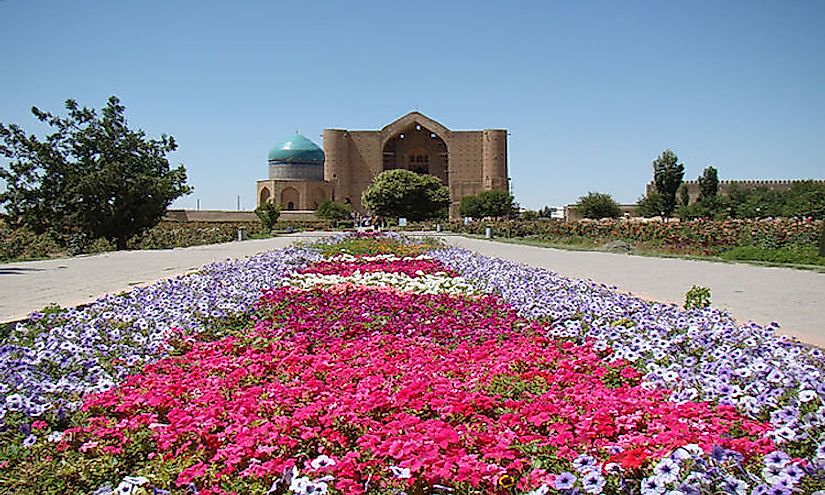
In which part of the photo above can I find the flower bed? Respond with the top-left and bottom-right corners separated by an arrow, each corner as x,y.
2,236 -> 824,495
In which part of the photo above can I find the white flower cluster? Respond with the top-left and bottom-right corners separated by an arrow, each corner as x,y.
283,271 -> 479,296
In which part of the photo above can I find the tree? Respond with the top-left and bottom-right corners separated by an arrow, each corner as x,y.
520,209 -> 539,221
652,149 -> 685,219
459,189 -> 515,219
697,166 -> 719,202
678,184 -> 690,208
254,202 -> 280,231
576,192 -> 622,219
0,96 -> 191,249
361,169 -> 449,221
636,192 -> 663,218
315,200 -> 352,222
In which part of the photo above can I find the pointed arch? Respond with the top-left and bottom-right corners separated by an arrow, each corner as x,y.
280,187 -> 299,210
380,112 -> 451,142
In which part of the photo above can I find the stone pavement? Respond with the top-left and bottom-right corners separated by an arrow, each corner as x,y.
2,233 -> 823,347
440,236 -> 825,348
0,233 -> 332,324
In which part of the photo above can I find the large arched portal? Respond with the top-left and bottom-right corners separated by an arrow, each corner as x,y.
382,123 -> 448,184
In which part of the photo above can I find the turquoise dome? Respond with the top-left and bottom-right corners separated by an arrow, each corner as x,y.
268,134 -> 325,163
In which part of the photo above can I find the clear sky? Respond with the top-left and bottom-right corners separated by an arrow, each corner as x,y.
1,0 -> 824,210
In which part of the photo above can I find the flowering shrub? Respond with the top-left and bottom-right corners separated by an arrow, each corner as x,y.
447,218 -> 823,256
0,246 -> 318,452
432,247 -> 825,491
2,235 -> 824,495
21,287 -> 769,494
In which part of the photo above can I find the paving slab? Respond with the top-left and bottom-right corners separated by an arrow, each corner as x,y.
440,236 -> 825,348
0,233 -> 332,323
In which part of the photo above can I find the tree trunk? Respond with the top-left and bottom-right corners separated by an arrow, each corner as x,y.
116,235 -> 128,251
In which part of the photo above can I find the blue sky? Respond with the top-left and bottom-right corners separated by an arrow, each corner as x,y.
1,0 -> 823,210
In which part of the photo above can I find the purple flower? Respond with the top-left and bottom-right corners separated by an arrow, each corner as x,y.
554,472 -> 577,490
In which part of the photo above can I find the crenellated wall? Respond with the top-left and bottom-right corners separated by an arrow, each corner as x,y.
646,179 -> 825,204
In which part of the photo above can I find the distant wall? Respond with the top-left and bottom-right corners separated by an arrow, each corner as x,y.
646,179 -> 825,204
164,209 -> 319,223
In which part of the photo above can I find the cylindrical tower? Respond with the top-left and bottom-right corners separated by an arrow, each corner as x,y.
482,129 -> 508,190
267,134 -> 325,181
323,129 -> 350,202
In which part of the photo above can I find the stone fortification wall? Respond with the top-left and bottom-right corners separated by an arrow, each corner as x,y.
165,209 -> 318,223
645,179 -> 825,203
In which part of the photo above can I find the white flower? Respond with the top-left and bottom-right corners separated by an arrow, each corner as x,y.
389,465 -> 412,479
309,455 -> 336,470
798,389 -> 817,402
525,486 -> 549,495
653,458 -> 680,484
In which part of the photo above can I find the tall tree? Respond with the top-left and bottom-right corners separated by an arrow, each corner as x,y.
697,166 -> 719,201
652,149 -> 685,219
459,190 -> 515,219
0,96 -> 192,249
361,169 -> 449,221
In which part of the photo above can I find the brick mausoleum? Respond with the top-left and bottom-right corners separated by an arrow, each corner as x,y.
256,112 -> 509,219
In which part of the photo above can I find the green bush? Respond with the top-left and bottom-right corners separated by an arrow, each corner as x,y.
684,285 -> 712,309
720,245 -> 825,266
316,200 -> 352,222
576,192 -> 622,219
0,225 -> 63,261
254,202 -> 280,231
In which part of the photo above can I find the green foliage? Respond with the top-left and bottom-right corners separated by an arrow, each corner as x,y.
719,181 -> 825,220
521,209 -> 539,221
698,166 -> 719,201
459,189 -> 515,219
721,244 -> 825,266
684,285 -> 712,310
576,192 -> 622,219
636,192 -> 664,218
361,169 -> 449,221
0,224 -> 62,261
678,184 -> 690,208
318,236 -> 437,257
0,96 -> 192,250
820,221 -> 825,257
652,149 -> 685,219
254,202 -> 280,231
315,200 -> 352,222
679,195 -> 728,221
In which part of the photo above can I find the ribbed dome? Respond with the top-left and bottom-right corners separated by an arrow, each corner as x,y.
268,134 -> 325,163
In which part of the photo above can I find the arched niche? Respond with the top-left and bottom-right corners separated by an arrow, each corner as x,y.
281,187 -> 299,210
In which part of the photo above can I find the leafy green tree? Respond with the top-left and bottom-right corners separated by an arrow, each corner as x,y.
0,96 -> 191,249
636,192 -> 663,218
520,209 -> 539,221
652,149 -> 685,219
254,201 -> 280,231
459,195 -> 481,219
678,184 -> 690,208
361,169 -> 449,221
460,189 -> 515,219
697,166 -> 719,201
782,180 -> 825,219
315,200 -> 352,222
576,192 -> 622,219
820,222 -> 825,257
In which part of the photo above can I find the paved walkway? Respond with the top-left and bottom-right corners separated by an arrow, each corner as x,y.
441,236 -> 825,348
2,233 -> 823,347
0,233 -> 331,324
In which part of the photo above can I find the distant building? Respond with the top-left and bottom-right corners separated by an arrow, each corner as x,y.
256,112 -> 509,219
